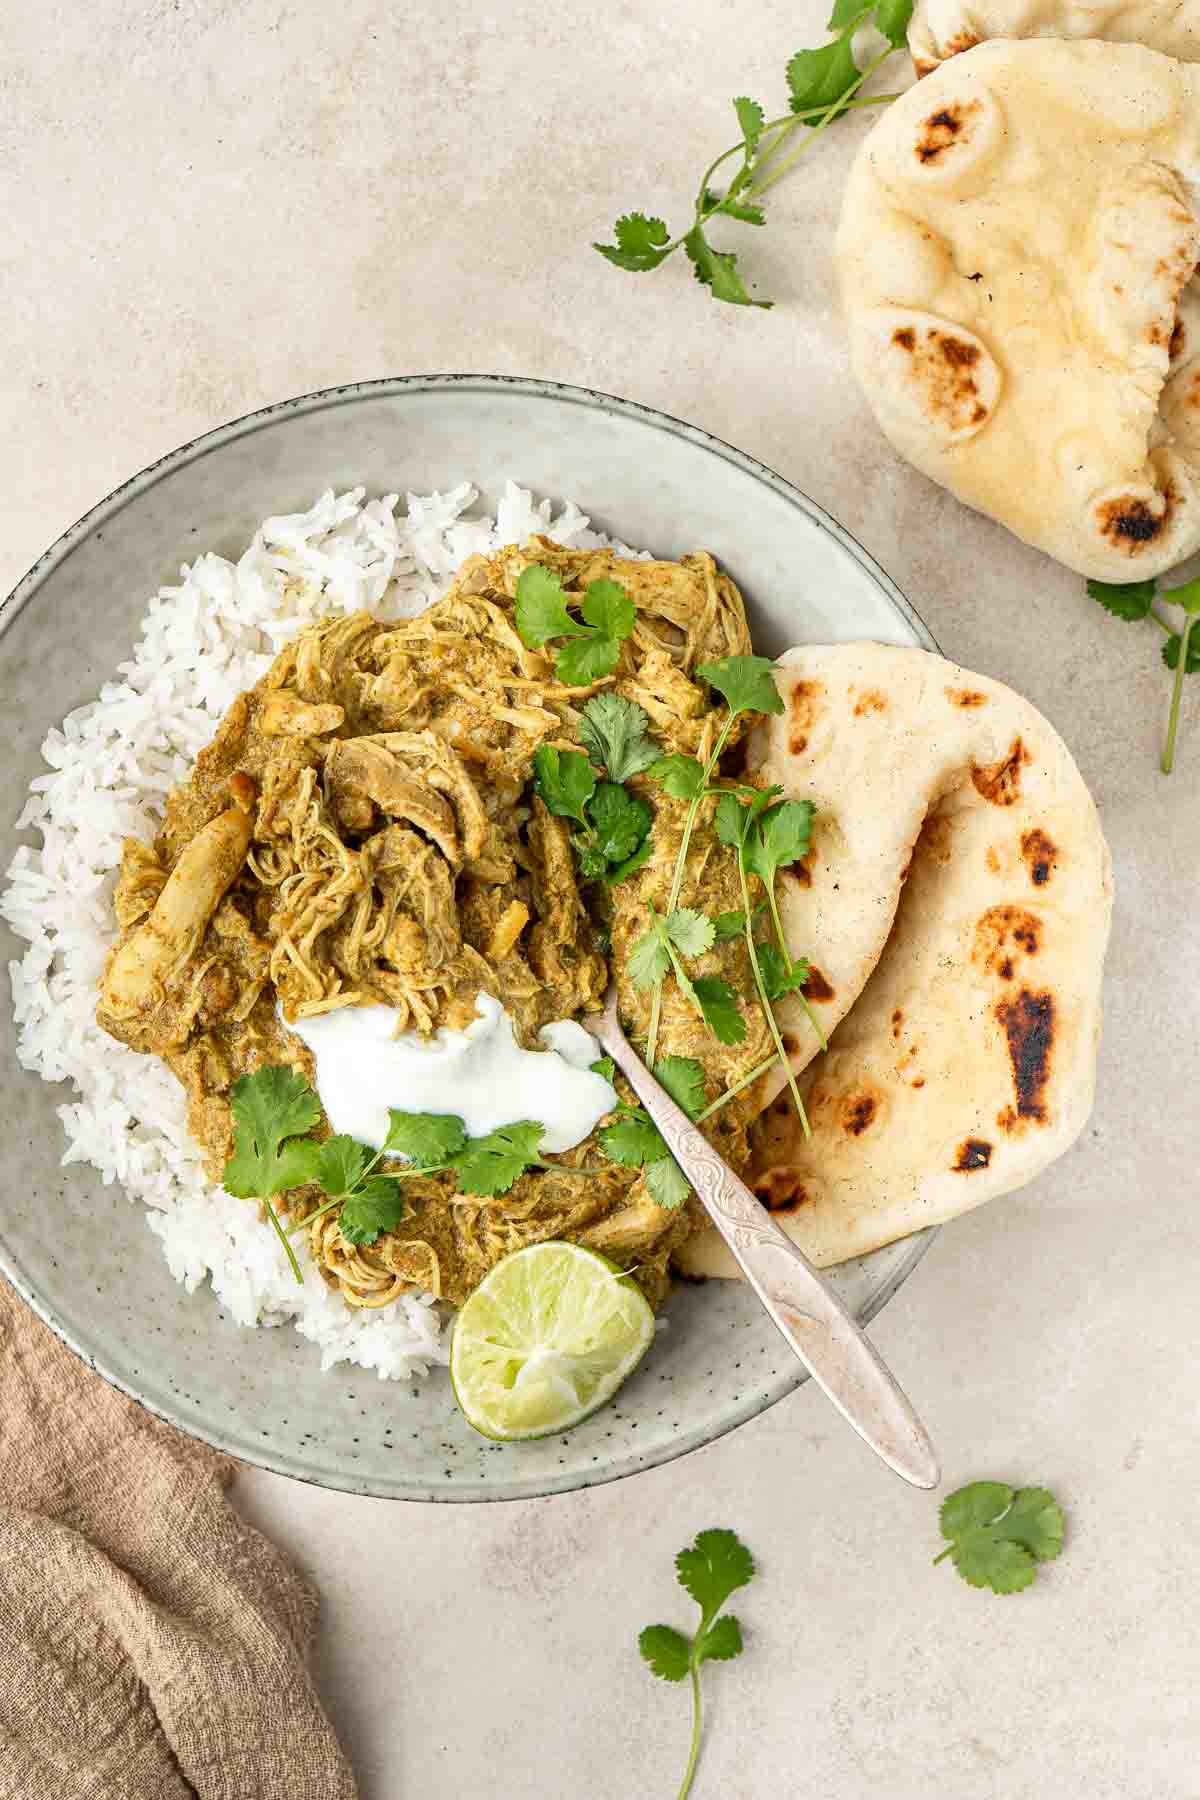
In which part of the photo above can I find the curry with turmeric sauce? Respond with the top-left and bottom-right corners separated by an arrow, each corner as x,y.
96,540 -> 777,1310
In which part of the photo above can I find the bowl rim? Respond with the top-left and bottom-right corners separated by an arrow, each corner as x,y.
0,372 -> 940,1500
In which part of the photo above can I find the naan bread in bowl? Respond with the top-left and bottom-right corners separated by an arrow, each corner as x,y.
909,0 -> 1200,76
836,39 -> 1200,582
677,642 -> 1112,1280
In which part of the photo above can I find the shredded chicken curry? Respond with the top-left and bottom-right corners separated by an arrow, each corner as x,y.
97,540 -> 774,1311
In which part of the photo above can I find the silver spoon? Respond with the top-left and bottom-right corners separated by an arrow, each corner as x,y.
585,987 -> 940,1489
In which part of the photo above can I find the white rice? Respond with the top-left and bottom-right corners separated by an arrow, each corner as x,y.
2,482 -> 635,1380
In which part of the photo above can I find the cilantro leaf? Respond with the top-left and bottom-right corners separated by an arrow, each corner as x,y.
578,693 -> 660,782
533,744 -> 597,827
873,0 -> 914,47
628,924 -> 672,991
695,1614 -> 744,1664
600,1110 -> 665,1168
713,905 -> 763,939
676,1528 -> 756,1623
697,655 -> 783,719
645,1155 -> 691,1210
787,35 -> 860,120
828,0 -> 871,23
604,836 -> 654,885
743,799 -> 814,887
1086,576 -> 1157,622
640,1528 -> 755,1795
338,1178 -> 407,1245
654,1055 -> 707,1120
590,1055 -> 617,1083
1163,630 -> 1200,673
581,577 -> 637,640
756,942 -> 810,1002
382,1110 -> 467,1167
315,1134 -> 373,1197
453,1121 -> 545,1197
638,1624 -> 692,1682
935,1481 -> 1065,1594
683,225 -> 769,308
648,753 -> 707,800
594,212 -> 673,273
703,189 -> 766,226
514,564 -> 591,647
714,792 -> 753,849
555,634 -> 622,686
224,1068 -> 322,1199
733,96 -> 764,154
574,782 -> 653,875
694,975 -> 746,1045
665,907 -> 716,959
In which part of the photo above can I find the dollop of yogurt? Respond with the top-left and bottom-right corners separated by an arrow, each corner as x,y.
286,992 -> 617,1154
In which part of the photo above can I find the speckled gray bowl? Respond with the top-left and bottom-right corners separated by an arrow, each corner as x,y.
0,376 -> 939,1501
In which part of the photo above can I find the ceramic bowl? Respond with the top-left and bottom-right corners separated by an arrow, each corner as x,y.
0,376 -> 937,1500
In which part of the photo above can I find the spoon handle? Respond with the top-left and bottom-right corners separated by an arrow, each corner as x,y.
592,1013 -> 940,1489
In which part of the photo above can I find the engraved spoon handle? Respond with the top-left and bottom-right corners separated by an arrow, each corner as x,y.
588,995 -> 940,1489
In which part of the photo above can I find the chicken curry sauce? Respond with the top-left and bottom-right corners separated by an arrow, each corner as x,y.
97,541 -> 779,1312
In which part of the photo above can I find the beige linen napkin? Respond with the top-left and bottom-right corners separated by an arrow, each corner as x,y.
0,1280 -> 357,1800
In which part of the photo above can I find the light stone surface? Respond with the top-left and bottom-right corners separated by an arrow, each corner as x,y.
3,3 -> 1198,1795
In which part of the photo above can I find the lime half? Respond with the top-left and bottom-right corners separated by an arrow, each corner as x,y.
449,1241 -> 656,1440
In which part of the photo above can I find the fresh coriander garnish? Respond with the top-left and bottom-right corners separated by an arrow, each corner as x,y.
934,1481 -> 1065,1594
598,1059 -> 706,1212
628,902 -> 747,1047
515,564 -> 636,685
641,655 -> 782,1067
380,1111 -> 607,1198
223,1067 -> 323,1282
534,743 -> 654,882
639,1529 -> 756,1798
573,781 -> 654,881
594,2 -> 911,309
532,744 -> 596,827
1086,573 -> 1200,772
578,692 -> 661,782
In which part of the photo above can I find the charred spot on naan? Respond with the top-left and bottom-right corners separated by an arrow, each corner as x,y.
786,679 -> 824,755
972,736 -> 1029,806
803,965 -> 835,1002
1095,485 -> 1174,553
1021,827 -> 1058,886
946,686 -> 987,708
915,100 -> 982,166
954,1137 -> 993,1172
754,1168 -> 810,1214
840,1086 -> 884,1136
995,988 -> 1055,1128
852,687 -> 888,716
973,904 -> 1041,979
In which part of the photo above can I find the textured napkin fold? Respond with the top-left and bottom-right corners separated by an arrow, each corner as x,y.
0,1280 -> 357,1800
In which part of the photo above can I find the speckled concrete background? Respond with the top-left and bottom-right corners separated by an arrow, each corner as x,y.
3,4 -> 1198,1795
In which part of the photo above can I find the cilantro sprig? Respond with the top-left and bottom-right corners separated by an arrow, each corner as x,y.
639,1529 -> 756,1798
1086,573 -> 1200,772
533,744 -> 654,882
515,564 -> 636,685
594,1 -> 911,308
596,1052 -> 707,1211
577,691 -> 661,783
934,1482 -> 1065,1594
225,1070 -> 616,1283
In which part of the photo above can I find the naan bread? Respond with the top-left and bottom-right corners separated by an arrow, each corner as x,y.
836,39 -> 1200,582
909,0 -> 1200,76
677,642 -> 1112,1279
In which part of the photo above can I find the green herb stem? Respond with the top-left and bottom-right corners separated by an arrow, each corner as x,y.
764,883 -> 828,1053
265,1198 -> 305,1283
647,714 -> 736,1066
747,52 -> 897,200
738,858 -> 811,1139
1162,612 -> 1197,774
743,90 -> 897,195
695,1051 -> 782,1123
679,1663 -> 704,1800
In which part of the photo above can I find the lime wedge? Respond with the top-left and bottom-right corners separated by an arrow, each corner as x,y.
449,1241 -> 656,1440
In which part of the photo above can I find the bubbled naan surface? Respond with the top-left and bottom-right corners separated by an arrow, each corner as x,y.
909,0 -> 1200,76
837,39 -> 1200,581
